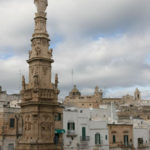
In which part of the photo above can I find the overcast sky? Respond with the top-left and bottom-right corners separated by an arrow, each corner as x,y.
1,0 -> 150,99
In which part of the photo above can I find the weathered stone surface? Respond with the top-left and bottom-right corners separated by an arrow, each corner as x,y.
15,0 -> 63,150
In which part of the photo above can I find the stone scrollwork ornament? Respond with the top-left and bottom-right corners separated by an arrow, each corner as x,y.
34,0 -> 48,13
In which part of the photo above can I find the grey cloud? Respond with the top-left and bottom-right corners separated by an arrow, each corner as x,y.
53,32 -> 150,98
1,0 -> 150,99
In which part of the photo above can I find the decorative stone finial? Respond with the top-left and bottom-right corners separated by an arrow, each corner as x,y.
134,88 -> 141,101
95,86 -> 99,92
34,0 -> 48,13
55,74 -> 58,88
22,75 -> 26,90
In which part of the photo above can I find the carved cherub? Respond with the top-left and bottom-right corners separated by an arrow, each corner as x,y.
34,0 -> 48,13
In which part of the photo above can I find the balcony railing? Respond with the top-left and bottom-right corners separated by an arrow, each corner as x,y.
120,143 -> 133,148
80,136 -> 90,141
138,143 -> 149,149
79,143 -> 89,149
67,130 -> 77,137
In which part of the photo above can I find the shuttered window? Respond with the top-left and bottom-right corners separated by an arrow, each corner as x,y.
55,113 -> 61,121
67,122 -> 75,130
95,133 -> 101,144
10,118 -> 15,128
113,135 -> 116,143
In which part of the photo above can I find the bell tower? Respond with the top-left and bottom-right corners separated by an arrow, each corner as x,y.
15,0 -> 63,150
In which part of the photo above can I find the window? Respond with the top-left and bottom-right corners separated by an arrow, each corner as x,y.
8,144 -> 14,150
105,135 -> 107,140
10,118 -> 15,128
82,127 -> 86,141
113,135 -> 116,143
54,133 -> 59,144
124,135 -> 129,146
95,133 -> 101,145
138,138 -> 143,146
55,113 -> 61,121
67,122 -> 75,130
80,110 -> 83,113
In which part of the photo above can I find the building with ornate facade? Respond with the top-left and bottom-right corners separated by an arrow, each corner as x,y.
64,85 -> 141,109
108,123 -> 133,150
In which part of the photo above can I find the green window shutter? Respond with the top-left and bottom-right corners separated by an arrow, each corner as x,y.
82,127 -> 86,140
95,133 -> 100,144
73,123 -> 75,130
99,134 -> 101,144
67,123 -> 70,130
10,118 -> 15,128
105,135 -> 107,140
95,134 -> 97,144
58,113 -> 61,120
113,135 -> 116,143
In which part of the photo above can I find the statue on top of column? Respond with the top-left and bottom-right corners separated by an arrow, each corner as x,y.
34,0 -> 48,13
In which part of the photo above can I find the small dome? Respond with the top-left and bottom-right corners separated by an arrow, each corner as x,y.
69,85 -> 81,97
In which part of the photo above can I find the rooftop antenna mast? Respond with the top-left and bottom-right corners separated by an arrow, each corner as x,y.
72,69 -> 74,86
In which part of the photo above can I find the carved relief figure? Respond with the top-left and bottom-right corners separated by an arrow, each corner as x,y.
34,0 -> 48,13
43,66 -> 47,75
24,115 -> 32,131
42,39 -> 47,46
36,39 -> 41,45
35,47 -> 41,56
33,74 -> 39,88
24,122 -> 32,131
48,48 -> 53,57
31,66 -> 34,74
32,40 -> 36,47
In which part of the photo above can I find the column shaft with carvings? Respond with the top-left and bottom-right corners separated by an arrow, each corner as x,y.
15,0 -> 63,150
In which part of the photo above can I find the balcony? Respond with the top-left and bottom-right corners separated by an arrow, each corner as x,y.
95,141 -> 102,147
79,136 -> 90,149
67,130 -> 77,137
110,142 -> 133,149
120,144 -> 133,149
138,143 -> 149,149
80,136 -> 90,141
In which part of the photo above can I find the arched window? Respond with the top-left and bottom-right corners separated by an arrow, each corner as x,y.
95,133 -> 101,145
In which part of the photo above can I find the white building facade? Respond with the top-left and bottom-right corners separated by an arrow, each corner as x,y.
63,105 -> 117,150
